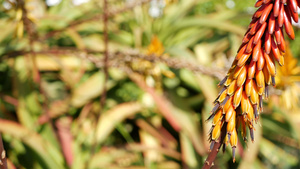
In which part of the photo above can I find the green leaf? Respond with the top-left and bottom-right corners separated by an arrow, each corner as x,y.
0,119 -> 64,169
96,102 -> 143,143
71,71 -> 115,107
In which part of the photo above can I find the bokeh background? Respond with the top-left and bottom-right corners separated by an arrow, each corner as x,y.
0,0 -> 300,168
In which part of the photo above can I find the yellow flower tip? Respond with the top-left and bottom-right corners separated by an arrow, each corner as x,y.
223,96 -> 233,112
232,146 -> 236,163
250,128 -> 255,142
212,109 -> 223,125
220,95 -> 230,107
218,76 -> 228,87
237,65 -> 247,87
212,121 -> 221,140
210,140 -> 215,151
271,76 -> 276,86
211,103 -> 220,114
146,36 -> 165,56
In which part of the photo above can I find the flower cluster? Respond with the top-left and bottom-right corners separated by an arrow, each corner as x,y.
207,0 -> 299,162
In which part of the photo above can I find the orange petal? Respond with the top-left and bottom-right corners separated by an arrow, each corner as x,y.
227,60 -> 238,75
245,79 -> 253,97
227,112 -> 236,133
212,121 -> 222,140
263,51 -> 276,76
248,18 -> 258,29
287,0 -> 299,22
230,129 -> 237,147
233,87 -> 243,108
225,105 -> 235,122
223,96 -> 233,112
264,31 -> 271,54
258,82 -> 265,95
242,32 -> 252,44
246,36 -> 255,53
274,21 -> 283,45
237,53 -> 251,67
252,40 -> 262,61
288,0 -> 298,13
213,109 -> 223,126
225,74 -> 234,86
237,65 -> 247,87
218,88 -> 228,103
254,3 -> 268,18
278,33 -> 286,53
263,65 -> 271,85
278,2 -> 284,27
248,60 -> 256,79
256,70 -> 265,88
255,0 -> 263,7
249,20 -> 260,35
254,22 -> 266,45
233,65 -> 244,79
259,3 -> 273,24
257,48 -> 265,70
250,82 -> 259,105
273,0 -> 280,17
246,103 -> 254,122
241,91 -> 249,114
227,80 -> 238,96
236,44 -> 247,60
284,5 -> 295,40
271,36 -> 283,64
279,54 -> 284,66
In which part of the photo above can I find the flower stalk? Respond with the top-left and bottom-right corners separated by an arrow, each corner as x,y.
205,0 -> 300,166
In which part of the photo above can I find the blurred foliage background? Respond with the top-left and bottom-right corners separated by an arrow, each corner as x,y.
0,0 -> 300,168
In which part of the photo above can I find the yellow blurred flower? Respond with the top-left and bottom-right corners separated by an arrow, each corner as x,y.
131,36 -> 174,90
146,36 -> 165,56
274,44 -> 300,110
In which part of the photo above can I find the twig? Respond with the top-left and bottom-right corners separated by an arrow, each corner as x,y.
18,0 -> 54,125
111,51 -> 226,80
17,1 -> 63,165
100,0 -> 109,108
202,122 -> 227,169
0,48 -> 226,80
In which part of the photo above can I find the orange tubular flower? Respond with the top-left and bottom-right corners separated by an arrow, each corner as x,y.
207,0 -> 299,163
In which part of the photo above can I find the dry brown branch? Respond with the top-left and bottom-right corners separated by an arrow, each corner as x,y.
17,0 -> 58,148
0,48 -> 229,80
202,122 -> 227,169
110,50 -> 226,80
1,48 -> 222,79
100,0 -> 109,107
